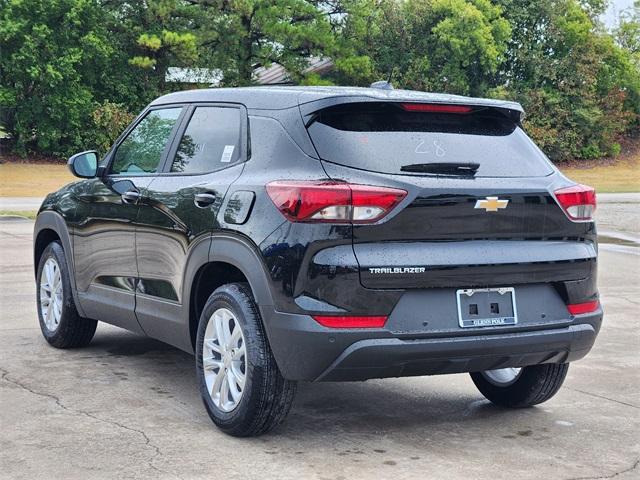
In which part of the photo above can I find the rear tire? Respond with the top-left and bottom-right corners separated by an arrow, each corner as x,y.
470,363 -> 569,408
196,283 -> 296,437
36,242 -> 97,348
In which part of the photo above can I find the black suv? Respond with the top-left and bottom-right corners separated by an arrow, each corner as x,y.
33,86 -> 602,436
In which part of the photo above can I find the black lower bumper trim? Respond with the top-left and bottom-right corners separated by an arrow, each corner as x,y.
315,324 -> 597,382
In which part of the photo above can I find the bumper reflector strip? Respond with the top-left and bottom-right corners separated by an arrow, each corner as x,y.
567,300 -> 600,315
312,315 -> 388,329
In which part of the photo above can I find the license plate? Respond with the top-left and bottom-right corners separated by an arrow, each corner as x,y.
456,287 -> 517,328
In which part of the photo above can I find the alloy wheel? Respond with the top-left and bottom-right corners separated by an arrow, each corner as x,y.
40,257 -> 63,332
202,307 -> 247,412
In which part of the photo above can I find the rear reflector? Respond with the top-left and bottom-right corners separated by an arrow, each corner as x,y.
266,181 -> 407,223
567,300 -> 600,315
312,315 -> 388,328
401,103 -> 473,114
554,184 -> 596,221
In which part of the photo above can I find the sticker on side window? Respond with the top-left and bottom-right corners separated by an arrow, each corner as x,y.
221,145 -> 235,163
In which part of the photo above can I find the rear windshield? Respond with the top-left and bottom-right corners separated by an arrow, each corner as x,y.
306,103 -> 553,178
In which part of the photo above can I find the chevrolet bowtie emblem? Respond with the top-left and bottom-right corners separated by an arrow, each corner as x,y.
474,196 -> 509,212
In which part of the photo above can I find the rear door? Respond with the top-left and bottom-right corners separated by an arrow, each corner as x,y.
305,101 -> 596,290
134,103 -> 247,350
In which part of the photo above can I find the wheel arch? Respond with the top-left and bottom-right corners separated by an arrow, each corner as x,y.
33,211 -> 86,317
34,228 -> 61,275
184,234 -> 275,351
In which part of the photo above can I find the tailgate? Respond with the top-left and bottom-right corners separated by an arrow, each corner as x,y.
349,183 -> 597,289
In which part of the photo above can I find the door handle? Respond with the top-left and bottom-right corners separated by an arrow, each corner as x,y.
121,190 -> 141,204
194,193 -> 217,208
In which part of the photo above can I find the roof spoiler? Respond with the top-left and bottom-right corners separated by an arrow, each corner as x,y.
299,95 -> 525,124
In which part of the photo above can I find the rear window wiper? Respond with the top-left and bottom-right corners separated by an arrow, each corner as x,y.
400,162 -> 480,175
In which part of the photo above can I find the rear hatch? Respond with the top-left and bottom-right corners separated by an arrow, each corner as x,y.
305,101 -> 596,290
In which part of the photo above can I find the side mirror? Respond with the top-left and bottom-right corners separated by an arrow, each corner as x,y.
68,150 -> 99,178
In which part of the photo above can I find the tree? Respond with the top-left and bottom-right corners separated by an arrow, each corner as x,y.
191,0 -> 340,85
493,0 -> 640,160
334,0 -> 511,96
113,1 -> 199,92
1,0 -> 638,162
95,0 -> 200,105
0,0 -> 113,156
616,1 -> 639,68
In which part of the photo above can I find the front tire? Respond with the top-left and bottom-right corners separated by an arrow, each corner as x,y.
470,363 -> 569,408
196,283 -> 296,437
36,242 -> 97,348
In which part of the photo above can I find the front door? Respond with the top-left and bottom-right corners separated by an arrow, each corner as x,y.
134,104 -> 247,350
74,106 -> 184,331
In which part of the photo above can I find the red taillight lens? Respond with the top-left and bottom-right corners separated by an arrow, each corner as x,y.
266,181 -> 407,223
312,315 -> 388,328
401,103 -> 473,114
567,300 -> 600,315
554,184 -> 596,221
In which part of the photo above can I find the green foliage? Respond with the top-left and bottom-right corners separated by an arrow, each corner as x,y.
299,73 -> 335,86
1,0 -> 638,162
0,0 -> 113,157
195,0 -> 339,85
88,102 -> 136,155
492,0 -> 640,161
332,0 -> 639,161
334,0 -> 511,95
109,0 -> 200,94
616,1 -> 639,68
130,30 -> 198,72
129,56 -> 158,69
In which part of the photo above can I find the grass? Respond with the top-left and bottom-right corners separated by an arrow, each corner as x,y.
0,163 -> 76,197
0,146 -> 638,196
0,210 -> 37,219
560,153 -> 640,193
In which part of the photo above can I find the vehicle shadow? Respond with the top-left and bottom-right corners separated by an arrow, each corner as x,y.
85,327 -> 544,440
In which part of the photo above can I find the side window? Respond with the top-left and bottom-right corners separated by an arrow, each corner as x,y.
110,108 -> 182,175
170,106 -> 241,174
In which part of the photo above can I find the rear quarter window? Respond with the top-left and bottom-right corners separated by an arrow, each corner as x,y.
306,103 -> 554,178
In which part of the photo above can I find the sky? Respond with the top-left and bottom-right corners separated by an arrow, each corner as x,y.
602,0 -> 635,28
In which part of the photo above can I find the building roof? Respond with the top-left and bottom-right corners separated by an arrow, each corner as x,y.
166,58 -> 334,86
253,57 -> 334,84
165,67 -> 223,84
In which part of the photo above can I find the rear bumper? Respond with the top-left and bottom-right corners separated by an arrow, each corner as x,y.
261,308 -> 601,382
315,323 -> 597,381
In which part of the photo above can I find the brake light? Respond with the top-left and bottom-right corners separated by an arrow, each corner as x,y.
312,315 -> 388,328
554,184 -> 596,221
567,300 -> 600,315
266,181 -> 407,223
401,103 -> 473,114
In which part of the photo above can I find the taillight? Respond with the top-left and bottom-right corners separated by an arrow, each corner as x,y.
567,300 -> 600,315
312,315 -> 388,328
266,181 -> 407,223
554,184 -> 596,221
401,103 -> 473,114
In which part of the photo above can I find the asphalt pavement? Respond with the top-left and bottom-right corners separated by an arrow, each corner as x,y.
0,197 -> 638,480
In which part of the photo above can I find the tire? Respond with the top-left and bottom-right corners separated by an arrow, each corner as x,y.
36,242 -> 97,348
195,282 -> 296,437
470,363 -> 569,408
